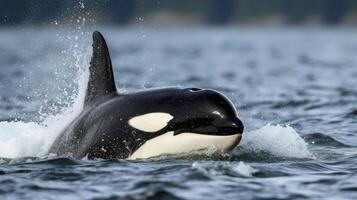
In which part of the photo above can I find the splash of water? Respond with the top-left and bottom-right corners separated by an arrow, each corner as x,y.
0,45 -> 89,158
236,124 -> 314,159
0,4 -> 91,158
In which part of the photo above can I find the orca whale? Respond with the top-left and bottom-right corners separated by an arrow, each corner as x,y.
49,31 -> 244,159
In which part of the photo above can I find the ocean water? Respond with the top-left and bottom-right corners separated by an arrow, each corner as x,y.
0,26 -> 357,199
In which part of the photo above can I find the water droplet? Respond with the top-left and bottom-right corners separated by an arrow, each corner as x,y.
79,2 -> 85,8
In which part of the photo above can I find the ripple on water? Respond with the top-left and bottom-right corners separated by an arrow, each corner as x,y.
303,133 -> 351,147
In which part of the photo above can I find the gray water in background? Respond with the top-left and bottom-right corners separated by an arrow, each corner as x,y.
1,27 -> 357,199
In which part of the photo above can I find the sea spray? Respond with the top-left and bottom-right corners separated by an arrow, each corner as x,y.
0,3 -> 92,158
236,124 -> 314,160
0,40 -> 90,158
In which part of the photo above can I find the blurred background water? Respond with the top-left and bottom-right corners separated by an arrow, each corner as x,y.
1,1 -> 357,200
1,0 -> 357,26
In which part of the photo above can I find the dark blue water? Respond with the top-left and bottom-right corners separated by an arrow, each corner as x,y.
1,27 -> 357,199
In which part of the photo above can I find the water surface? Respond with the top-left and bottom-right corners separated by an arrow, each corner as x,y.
0,27 -> 357,199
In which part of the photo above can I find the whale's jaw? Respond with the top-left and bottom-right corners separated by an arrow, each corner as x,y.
128,132 -> 242,160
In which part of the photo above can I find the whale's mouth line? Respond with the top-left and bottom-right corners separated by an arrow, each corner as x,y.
162,118 -> 244,136
173,126 -> 243,136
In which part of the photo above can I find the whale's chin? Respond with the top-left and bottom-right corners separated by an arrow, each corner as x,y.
128,132 -> 242,160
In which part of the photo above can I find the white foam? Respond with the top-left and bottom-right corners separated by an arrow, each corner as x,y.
233,161 -> 258,177
192,161 -> 258,177
0,71 -> 89,158
239,124 -> 314,159
0,109 -> 85,158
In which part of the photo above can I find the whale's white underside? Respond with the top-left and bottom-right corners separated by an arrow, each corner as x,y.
129,131 -> 241,159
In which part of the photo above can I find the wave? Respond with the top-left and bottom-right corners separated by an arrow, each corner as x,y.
0,156 -> 80,166
233,124 -> 315,161
303,133 -> 350,147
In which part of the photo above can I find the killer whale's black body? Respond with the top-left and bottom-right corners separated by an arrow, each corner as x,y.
49,31 -> 244,159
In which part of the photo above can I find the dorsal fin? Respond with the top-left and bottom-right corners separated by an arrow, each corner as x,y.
84,31 -> 117,107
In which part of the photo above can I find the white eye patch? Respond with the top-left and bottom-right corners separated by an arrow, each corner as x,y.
128,112 -> 173,132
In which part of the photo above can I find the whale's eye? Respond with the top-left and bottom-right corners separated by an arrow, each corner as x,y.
128,112 -> 173,132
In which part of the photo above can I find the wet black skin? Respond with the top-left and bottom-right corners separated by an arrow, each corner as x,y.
49,87 -> 243,159
49,31 -> 244,159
